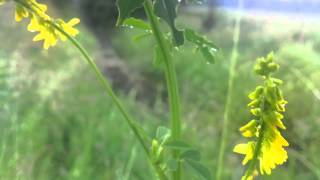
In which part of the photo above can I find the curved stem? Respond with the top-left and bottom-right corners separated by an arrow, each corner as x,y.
14,0 -> 169,179
143,1 -> 182,179
52,23 -> 168,180
216,0 -> 243,179
52,22 -> 149,155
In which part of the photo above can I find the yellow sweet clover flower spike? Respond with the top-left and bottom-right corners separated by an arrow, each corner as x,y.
233,52 -> 289,179
6,0 -> 80,49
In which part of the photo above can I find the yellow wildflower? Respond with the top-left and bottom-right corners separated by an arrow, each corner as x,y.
28,16 -> 58,49
55,18 -> 81,41
234,52 -> 289,179
259,129 -> 288,175
15,4 -> 29,22
233,141 -> 255,165
3,0 -> 80,49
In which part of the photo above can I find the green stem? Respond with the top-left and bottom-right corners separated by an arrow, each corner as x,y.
216,0 -> 243,179
243,78 -> 269,180
12,2 -> 168,176
143,1 -> 182,179
51,22 -> 149,154
243,122 -> 265,179
52,24 -> 168,180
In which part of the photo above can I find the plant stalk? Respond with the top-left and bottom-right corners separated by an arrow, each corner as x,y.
243,78 -> 268,179
41,16 -> 168,180
55,25 -> 168,180
143,0 -> 182,179
216,0 -> 243,179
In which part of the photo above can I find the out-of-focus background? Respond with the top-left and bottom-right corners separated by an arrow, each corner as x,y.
0,0 -> 320,179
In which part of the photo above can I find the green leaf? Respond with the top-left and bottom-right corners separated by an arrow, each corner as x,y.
166,159 -> 178,171
154,0 -> 184,46
116,0 -> 144,26
164,140 -> 191,150
132,32 -> 152,42
123,17 -> 152,31
180,149 -> 201,161
185,28 -> 218,64
156,126 -> 171,143
186,160 -> 212,180
200,47 -> 215,64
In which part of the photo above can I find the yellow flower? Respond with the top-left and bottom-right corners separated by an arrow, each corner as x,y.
233,141 -> 255,165
239,120 -> 257,137
259,129 -> 288,175
11,0 -> 80,49
234,53 -> 288,179
15,4 -> 29,22
55,18 -> 81,41
28,17 -> 57,49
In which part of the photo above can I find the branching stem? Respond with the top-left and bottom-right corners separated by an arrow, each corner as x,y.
143,1 -> 182,179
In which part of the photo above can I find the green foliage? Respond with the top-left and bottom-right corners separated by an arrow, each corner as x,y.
1,1 -> 320,180
154,0 -> 184,46
116,0 -> 144,26
185,28 -> 218,64
123,17 -> 152,31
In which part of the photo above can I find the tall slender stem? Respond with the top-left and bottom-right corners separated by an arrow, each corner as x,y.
216,0 -> 243,179
143,1 -> 182,179
48,20 -> 168,180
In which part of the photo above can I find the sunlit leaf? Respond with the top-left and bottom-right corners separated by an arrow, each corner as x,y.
154,0 -> 184,46
116,0 -> 144,26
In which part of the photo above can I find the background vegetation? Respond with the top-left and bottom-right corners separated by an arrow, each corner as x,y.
0,1 -> 320,179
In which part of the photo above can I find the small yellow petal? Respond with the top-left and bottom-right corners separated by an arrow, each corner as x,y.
68,18 -> 80,26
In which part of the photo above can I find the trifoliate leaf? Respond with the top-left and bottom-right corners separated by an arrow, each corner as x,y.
154,0 -> 184,46
185,28 -> 218,64
116,0 -> 144,26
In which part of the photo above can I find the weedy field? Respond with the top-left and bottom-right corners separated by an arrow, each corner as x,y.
0,1 -> 320,180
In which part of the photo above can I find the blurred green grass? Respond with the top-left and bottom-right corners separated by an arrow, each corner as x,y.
1,5 -> 320,180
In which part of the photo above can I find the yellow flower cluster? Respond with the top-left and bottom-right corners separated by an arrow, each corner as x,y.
234,53 -> 289,179
1,0 -> 80,49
